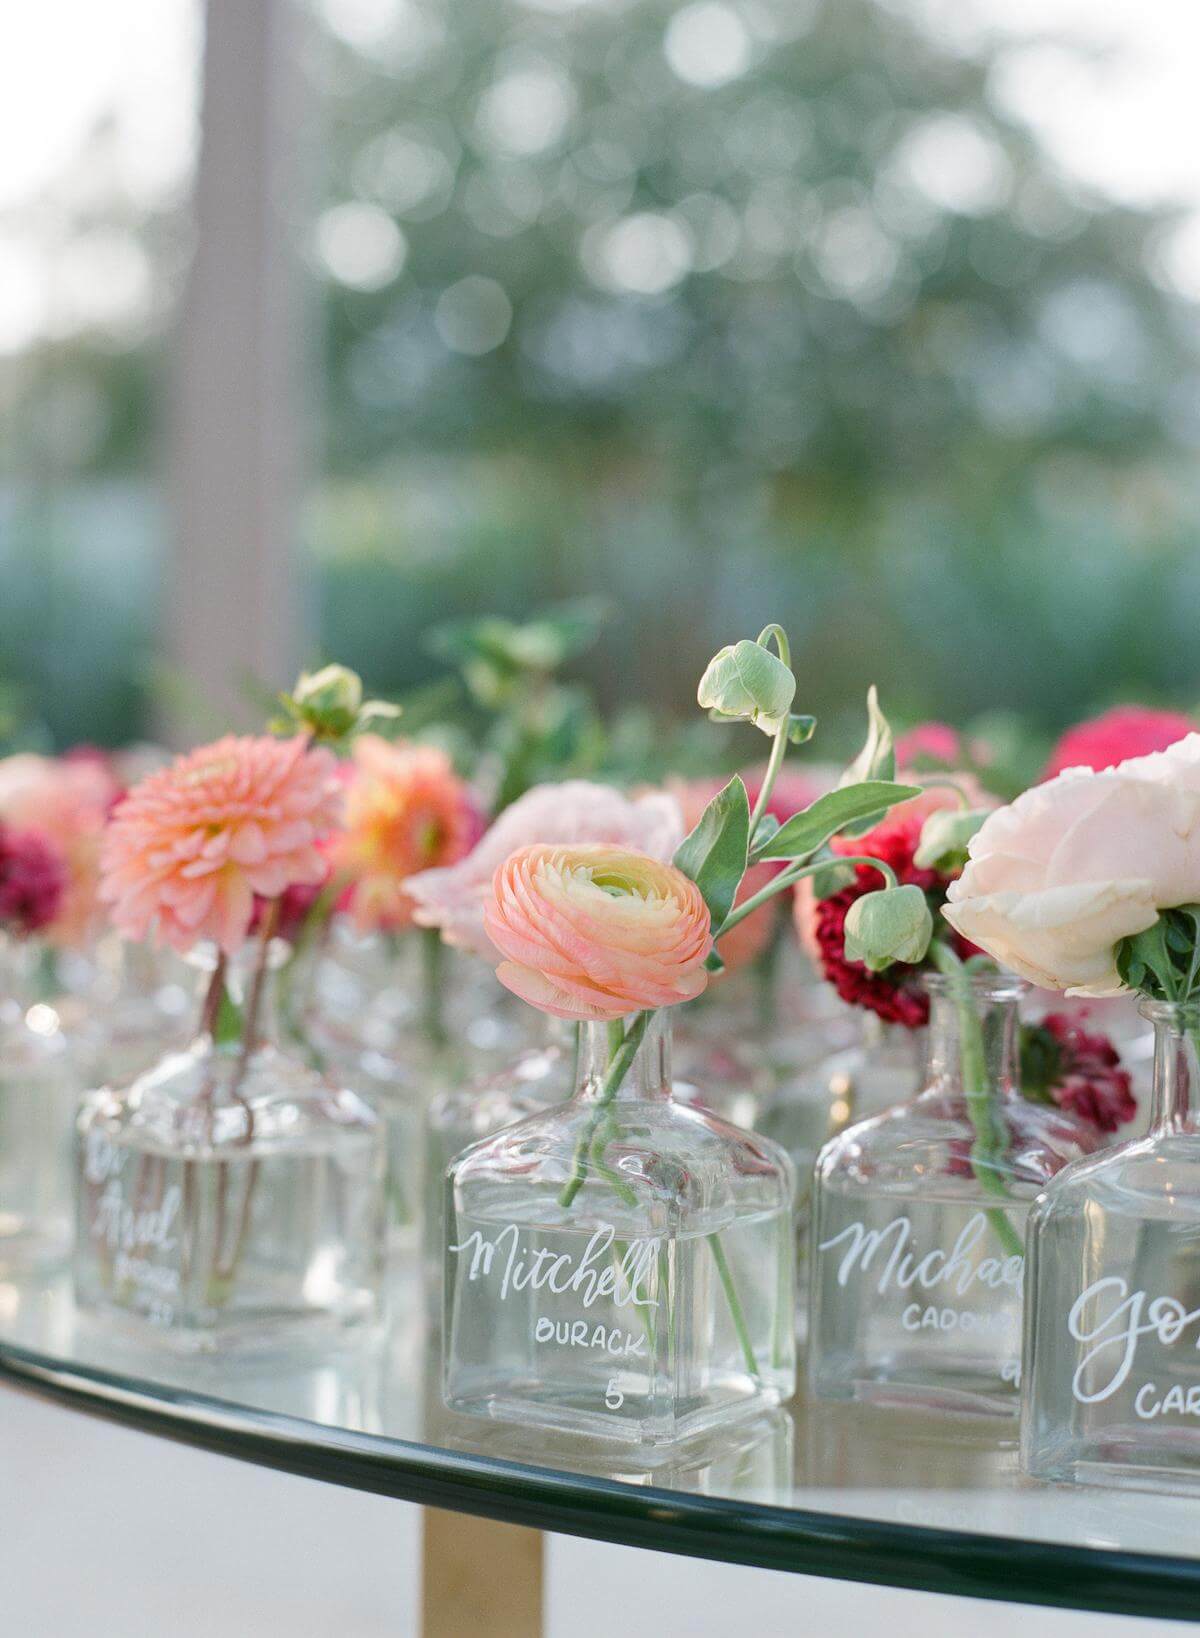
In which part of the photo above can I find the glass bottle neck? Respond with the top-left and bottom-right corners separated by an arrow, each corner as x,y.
576,1013 -> 673,1103
924,983 -> 1022,1100
862,1012 -> 928,1069
1146,1005 -> 1200,1132
194,939 -> 285,1050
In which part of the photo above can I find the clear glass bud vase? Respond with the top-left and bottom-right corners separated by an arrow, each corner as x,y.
443,1013 -> 795,1446
74,941 -> 386,1352
423,1017 -> 574,1324
0,937 -> 88,1272
809,974 -> 1092,1417
1023,999 -> 1200,1492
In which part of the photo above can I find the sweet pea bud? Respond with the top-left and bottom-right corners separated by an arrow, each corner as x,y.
913,808 -> 989,872
293,664 -> 363,735
697,640 -> 796,736
843,884 -> 933,972
279,664 -> 399,743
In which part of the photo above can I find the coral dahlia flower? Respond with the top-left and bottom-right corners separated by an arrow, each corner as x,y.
100,735 -> 343,955
332,736 -> 482,933
484,844 -> 713,1021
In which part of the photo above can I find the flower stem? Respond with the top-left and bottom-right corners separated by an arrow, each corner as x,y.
558,1011 -> 763,1383
748,624 -> 792,838
717,854 -> 898,939
421,926 -> 448,1050
931,943 -> 1024,1261
558,1011 -> 650,1207
707,1229 -> 760,1380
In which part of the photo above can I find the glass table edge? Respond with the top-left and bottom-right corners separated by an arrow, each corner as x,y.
3,1338 -> 1200,1623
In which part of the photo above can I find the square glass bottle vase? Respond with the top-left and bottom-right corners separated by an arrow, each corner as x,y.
74,946 -> 386,1352
808,974 -> 1093,1417
443,1014 -> 796,1446
1023,999 -> 1200,1493
0,996 -> 81,1273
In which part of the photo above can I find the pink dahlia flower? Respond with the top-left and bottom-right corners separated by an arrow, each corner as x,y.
0,823 -> 66,936
331,736 -> 482,933
407,780 -> 683,956
484,843 -> 713,1021
100,734 -> 344,955
0,752 -> 120,945
1043,706 -> 1194,781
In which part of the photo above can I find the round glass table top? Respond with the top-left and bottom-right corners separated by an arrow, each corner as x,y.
1,1264 -> 1198,1623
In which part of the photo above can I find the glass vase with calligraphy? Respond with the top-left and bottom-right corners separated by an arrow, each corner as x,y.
443,1013 -> 795,1446
808,973 -> 1091,1418
1022,999 -> 1200,1492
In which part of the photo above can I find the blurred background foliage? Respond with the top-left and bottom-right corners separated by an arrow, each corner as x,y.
2,0 -> 1199,754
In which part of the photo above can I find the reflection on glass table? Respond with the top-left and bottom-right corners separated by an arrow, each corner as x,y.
3,1259 -> 1200,1622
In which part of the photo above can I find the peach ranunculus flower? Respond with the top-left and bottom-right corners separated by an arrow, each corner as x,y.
0,751 -> 119,945
484,844 -> 713,1022
943,734 -> 1200,996
100,735 -> 344,956
332,736 -> 482,934
407,780 -> 684,957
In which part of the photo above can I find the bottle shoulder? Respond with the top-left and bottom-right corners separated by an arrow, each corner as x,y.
449,1093 -> 793,1218
1032,1130 -> 1200,1221
82,1039 -> 380,1154
816,1087 -> 1093,1195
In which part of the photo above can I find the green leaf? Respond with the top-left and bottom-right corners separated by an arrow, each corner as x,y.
673,775 -> 750,930
757,781 -> 921,860
786,713 -> 817,745
1117,917 -> 1178,1001
839,687 -> 896,835
750,813 -> 780,854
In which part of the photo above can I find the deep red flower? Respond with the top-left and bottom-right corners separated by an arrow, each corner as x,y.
808,808 -> 972,1028
0,823 -> 67,936
1043,706 -> 1194,781
1025,1013 -> 1137,1135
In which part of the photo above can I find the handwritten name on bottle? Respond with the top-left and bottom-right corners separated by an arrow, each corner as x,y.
1068,1276 -> 1200,1405
817,1211 -> 1024,1300
84,1129 -> 181,1261
449,1221 -> 659,1309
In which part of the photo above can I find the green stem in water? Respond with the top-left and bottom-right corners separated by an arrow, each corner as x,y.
558,1012 -> 651,1208
708,1230 -> 760,1380
557,1012 -> 763,1382
421,926 -> 448,1050
931,943 -> 1024,1261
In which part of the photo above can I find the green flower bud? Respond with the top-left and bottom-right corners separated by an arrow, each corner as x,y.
843,884 -> 933,972
697,640 -> 796,736
277,664 -> 399,744
289,665 -> 364,739
913,808 -> 990,872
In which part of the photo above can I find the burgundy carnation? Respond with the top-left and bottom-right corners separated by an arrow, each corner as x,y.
0,822 -> 66,935
1034,1013 -> 1137,1135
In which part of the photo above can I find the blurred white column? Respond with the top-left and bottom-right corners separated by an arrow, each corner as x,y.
165,0 -> 309,743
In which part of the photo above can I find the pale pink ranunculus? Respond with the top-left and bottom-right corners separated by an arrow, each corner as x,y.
943,734 -> 1200,996
407,780 -> 683,956
484,843 -> 712,1021
0,752 -> 120,945
100,734 -> 344,956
